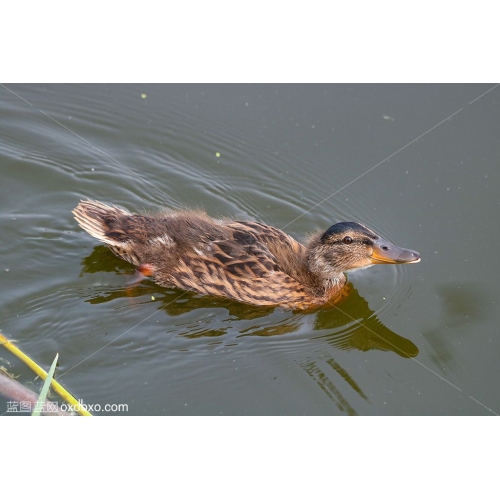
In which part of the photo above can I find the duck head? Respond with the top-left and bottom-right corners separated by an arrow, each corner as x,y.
307,221 -> 420,279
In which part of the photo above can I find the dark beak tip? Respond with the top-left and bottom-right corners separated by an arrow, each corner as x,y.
405,250 -> 421,263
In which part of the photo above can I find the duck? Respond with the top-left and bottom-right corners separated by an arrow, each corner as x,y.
73,200 -> 420,310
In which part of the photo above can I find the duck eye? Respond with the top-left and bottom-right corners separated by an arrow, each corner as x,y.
343,236 -> 353,244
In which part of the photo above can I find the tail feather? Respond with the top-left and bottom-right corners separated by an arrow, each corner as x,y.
72,200 -> 132,247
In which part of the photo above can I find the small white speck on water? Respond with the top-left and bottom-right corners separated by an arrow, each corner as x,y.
91,168 -> 94,171
4,269 -> 9,272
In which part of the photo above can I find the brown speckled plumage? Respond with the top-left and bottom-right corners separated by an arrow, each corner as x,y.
73,200 -> 420,310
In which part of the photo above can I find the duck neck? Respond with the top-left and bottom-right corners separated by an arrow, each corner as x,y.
304,249 -> 346,297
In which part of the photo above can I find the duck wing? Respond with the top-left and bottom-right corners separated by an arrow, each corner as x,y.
162,229 -> 315,308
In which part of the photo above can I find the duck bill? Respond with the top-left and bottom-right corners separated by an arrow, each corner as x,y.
370,239 -> 421,264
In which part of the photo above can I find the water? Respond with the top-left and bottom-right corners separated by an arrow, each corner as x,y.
1,83 -> 498,415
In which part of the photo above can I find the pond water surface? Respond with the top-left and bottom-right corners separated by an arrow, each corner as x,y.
1,83 -> 498,415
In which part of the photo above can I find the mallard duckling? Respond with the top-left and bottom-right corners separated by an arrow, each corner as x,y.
73,200 -> 420,310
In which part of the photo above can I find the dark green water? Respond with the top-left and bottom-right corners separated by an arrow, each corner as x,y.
1,83 -> 498,415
